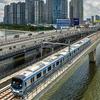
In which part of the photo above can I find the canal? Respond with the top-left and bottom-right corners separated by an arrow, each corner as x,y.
39,44 -> 100,100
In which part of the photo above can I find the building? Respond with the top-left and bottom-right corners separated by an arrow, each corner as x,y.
17,2 -> 25,24
4,2 -> 25,25
70,0 -> 83,26
25,0 -> 34,24
4,5 -> 10,24
9,3 -> 17,24
46,0 -> 68,24
91,16 -> 94,23
46,0 -> 53,24
34,0 -> 44,24
95,15 -> 99,20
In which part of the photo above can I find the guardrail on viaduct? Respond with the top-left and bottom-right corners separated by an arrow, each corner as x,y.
23,31 -> 100,100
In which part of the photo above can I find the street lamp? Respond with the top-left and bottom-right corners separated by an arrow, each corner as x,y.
40,41 -> 71,63
5,28 -> 7,42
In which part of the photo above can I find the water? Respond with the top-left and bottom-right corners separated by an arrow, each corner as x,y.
39,43 -> 100,100
0,30 -> 100,99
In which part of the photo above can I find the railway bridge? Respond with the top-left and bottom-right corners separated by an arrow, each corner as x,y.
0,31 -> 100,100
23,31 -> 100,100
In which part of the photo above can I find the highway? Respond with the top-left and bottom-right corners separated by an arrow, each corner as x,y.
0,28 -> 97,56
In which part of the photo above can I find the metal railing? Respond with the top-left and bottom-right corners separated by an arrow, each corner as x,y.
23,31 -> 100,100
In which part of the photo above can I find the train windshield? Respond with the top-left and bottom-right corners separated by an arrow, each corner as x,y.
11,78 -> 22,89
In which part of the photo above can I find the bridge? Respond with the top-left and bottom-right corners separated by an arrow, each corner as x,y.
0,27 -> 97,60
0,30 -> 100,100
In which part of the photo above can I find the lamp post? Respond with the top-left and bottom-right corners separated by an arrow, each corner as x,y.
5,28 -> 7,42
41,41 -> 71,63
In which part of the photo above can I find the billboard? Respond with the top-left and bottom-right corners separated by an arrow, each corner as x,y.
73,18 -> 79,26
56,19 -> 70,29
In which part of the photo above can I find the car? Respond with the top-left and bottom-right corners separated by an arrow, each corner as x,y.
38,32 -> 44,35
28,33 -> 32,36
13,34 -> 19,38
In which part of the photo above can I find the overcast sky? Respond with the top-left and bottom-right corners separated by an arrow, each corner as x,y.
0,0 -> 100,22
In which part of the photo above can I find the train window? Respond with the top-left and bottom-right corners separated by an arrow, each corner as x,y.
13,46 -> 16,48
74,50 -> 75,53
43,70 -> 46,75
63,58 -> 64,61
70,53 -> 71,56
48,66 -> 51,71
53,64 -> 55,68
78,48 -> 79,50
9,47 -> 12,50
33,77 -> 34,82
0,49 -> 2,51
25,82 -> 27,87
37,72 -> 41,79
60,59 -> 62,63
56,61 -> 59,66
31,78 -> 32,83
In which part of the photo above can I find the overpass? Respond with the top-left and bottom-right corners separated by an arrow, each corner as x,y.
0,30 -> 100,100
0,27 -> 98,60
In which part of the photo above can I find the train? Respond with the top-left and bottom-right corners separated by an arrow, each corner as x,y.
10,37 -> 91,96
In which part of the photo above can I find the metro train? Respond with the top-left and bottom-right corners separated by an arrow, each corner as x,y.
10,37 -> 91,96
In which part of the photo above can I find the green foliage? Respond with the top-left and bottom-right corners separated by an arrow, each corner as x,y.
0,24 -> 55,31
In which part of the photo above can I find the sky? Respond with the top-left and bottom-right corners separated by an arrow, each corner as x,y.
0,0 -> 100,22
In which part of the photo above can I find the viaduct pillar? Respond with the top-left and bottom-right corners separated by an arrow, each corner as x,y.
89,49 -> 96,64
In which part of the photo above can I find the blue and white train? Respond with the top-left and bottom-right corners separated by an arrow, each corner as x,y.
10,37 -> 91,96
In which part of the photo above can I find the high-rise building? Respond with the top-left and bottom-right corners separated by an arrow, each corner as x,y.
95,15 -> 99,20
9,3 -> 17,24
91,16 -> 94,23
46,0 -> 68,24
46,0 -> 53,24
70,0 -> 83,25
25,0 -> 34,24
17,2 -> 25,24
34,0 -> 44,24
4,2 -> 25,25
4,5 -> 10,24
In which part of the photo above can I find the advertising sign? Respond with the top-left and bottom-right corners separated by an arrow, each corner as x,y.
73,18 -> 79,26
56,19 -> 70,29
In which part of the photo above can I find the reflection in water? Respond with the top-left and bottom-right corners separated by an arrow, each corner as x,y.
89,62 -> 96,76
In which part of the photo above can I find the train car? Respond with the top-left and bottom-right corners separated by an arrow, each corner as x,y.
10,38 -> 91,96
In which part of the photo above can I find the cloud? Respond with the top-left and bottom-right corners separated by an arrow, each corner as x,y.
0,0 -> 100,22
84,0 -> 100,19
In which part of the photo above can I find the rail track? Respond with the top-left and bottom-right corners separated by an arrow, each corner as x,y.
0,85 -> 22,100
